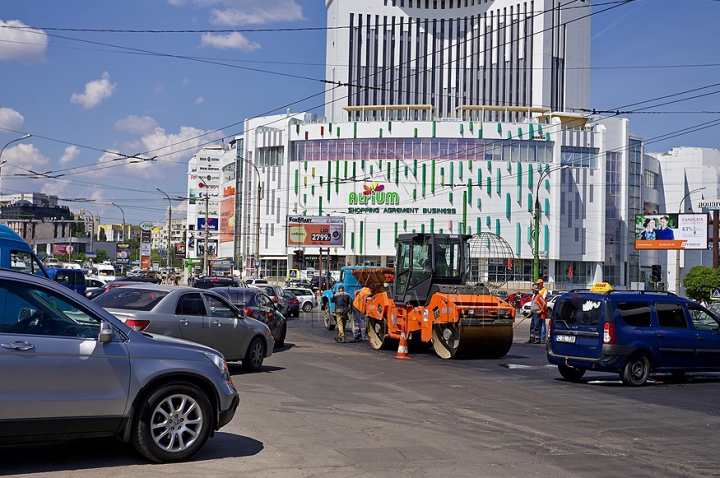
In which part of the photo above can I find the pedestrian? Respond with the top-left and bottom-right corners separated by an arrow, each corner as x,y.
352,285 -> 372,341
526,284 -> 546,344
330,285 -> 352,343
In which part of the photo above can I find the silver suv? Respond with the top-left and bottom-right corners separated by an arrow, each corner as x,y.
0,270 -> 239,463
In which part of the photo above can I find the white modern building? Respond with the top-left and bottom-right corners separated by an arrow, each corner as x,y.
182,0 -> 719,294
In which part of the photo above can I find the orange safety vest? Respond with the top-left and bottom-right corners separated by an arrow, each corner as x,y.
353,287 -> 372,314
537,287 -> 548,318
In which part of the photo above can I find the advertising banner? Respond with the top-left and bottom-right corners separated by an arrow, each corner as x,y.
219,196 -> 234,244
634,213 -> 708,250
286,215 -> 345,247
116,244 -> 131,264
52,244 -> 74,256
197,217 -> 219,232
174,242 -> 186,258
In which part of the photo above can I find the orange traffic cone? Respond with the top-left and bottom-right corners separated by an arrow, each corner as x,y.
395,332 -> 411,360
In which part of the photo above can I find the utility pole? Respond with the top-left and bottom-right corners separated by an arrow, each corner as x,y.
196,178 -> 210,276
533,166 -> 566,281
675,187 -> 705,294
157,188 -> 173,269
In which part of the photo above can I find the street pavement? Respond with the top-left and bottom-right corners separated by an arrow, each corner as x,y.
2,309 -> 720,477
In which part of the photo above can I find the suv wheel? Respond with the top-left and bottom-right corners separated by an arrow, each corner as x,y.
621,353 -> 650,386
558,365 -> 586,382
131,381 -> 212,463
242,337 -> 266,372
302,302 -> 313,313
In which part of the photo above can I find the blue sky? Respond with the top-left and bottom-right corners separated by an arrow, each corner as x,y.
0,0 -> 719,226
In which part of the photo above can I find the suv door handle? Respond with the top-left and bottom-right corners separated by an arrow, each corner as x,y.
179,319 -> 188,326
2,341 -> 35,351
698,336 -> 705,341
658,334 -> 665,338
214,320 -> 222,327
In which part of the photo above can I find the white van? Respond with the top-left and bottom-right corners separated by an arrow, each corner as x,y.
93,263 -> 116,282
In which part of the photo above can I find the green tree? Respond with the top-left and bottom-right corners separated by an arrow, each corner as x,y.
95,250 -> 108,263
682,266 -> 720,301
99,227 -> 107,242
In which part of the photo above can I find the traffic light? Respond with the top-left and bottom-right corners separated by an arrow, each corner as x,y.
651,264 -> 662,282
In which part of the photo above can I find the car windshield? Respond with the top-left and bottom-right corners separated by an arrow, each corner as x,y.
554,297 -> 603,326
94,288 -> 170,311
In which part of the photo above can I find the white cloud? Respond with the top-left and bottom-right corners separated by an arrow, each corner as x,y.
90,126 -> 223,181
70,72 -> 117,109
0,107 -> 25,130
200,32 -> 260,51
115,115 -> 159,135
195,97 -> 204,104
59,145 -> 80,165
0,20 -> 47,63
1,143 -> 49,187
206,0 -> 305,26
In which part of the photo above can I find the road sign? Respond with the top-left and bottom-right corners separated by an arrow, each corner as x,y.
711,288 -> 720,300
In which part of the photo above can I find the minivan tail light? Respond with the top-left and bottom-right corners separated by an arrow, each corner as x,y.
603,322 -> 616,344
125,319 -> 150,331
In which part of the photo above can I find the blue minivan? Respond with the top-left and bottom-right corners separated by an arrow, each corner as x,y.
547,290 -> 720,386
45,267 -> 87,296
0,224 -> 48,278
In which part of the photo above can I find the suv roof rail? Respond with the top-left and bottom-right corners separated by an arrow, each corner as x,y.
566,288 -> 677,296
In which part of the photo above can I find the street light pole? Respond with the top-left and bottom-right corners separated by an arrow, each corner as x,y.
533,166 -> 566,281
238,156 -> 262,277
0,134 -> 31,194
156,188 -> 173,269
675,186 -> 705,295
80,209 -> 94,254
111,202 -> 125,242
197,177 -> 210,276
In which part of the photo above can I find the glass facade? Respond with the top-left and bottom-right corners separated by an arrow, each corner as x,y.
560,146 -> 599,168
604,151 -> 622,286
627,139 -> 643,283
291,138 -> 554,163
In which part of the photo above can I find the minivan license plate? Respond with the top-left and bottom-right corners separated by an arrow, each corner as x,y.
556,335 -> 576,343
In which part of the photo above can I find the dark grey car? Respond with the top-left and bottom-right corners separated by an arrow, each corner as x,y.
94,284 -> 274,372
0,270 -> 239,463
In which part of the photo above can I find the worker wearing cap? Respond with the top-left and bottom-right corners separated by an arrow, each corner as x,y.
331,285 -> 352,343
526,280 -> 548,344
536,279 -> 549,343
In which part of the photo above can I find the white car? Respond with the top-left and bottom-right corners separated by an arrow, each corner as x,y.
522,294 -> 559,317
285,287 -> 318,313
85,275 -> 109,297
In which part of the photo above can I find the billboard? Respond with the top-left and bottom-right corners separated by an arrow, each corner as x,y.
634,213 -> 708,250
287,215 -> 345,247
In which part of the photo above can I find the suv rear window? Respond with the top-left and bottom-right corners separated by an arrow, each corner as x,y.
554,297 -> 602,326
616,302 -> 651,327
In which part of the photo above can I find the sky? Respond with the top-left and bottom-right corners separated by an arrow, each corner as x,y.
0,0 -> 719,227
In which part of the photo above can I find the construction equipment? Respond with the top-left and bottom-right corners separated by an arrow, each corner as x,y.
356,233 -> 515,359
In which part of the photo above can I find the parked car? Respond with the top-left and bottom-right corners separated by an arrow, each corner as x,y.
286,279 -> 312,289
0,224 -> 48,278
285,287 -> 318,313
211,287 -> 287,346
46,267 -> 87,296
282,289 -> 300,317
86,280 -> 148,300
310,274 -> 336,292
492,290 -> 509,301
547,289 -> 720,386
113,275 -> 162,284
245,278 -> 269,286
85,275 -> 108,295
0,269 -> 238,463
508,292 -> 533,309
251,284 -> 290,317
192,276 -> 242,289
94,284 -> 274,371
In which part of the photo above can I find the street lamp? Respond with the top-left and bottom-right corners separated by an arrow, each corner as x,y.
156,188 -> 173,269
533,165 -> 568,281
79,209 -> 94,254
0,134 -> 31,194
111,202 -> 125,242
675,186 -> 705,295
196,177 -> 210,276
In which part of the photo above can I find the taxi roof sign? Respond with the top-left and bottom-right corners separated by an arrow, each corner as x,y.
590,282 -> 613,293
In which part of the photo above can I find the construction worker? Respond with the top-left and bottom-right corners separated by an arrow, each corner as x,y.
536,278 -> 550,342
526,282 -> 547,344
352,285 -> 372,341
331,285 -> 352,343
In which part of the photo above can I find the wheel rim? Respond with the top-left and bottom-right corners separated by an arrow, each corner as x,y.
631,361 -> 646,380
150,394 -> 203,453
432,325 -> 460,359
302,302 -> 312,312
250,341 -> 264,367
366,317 -> 386,350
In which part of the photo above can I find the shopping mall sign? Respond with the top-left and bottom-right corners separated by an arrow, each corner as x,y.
348,182 -> 399,206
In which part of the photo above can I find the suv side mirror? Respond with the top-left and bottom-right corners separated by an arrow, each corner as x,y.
98,320 -> 114,343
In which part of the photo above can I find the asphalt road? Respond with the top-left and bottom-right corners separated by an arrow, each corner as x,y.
2,310 -> 720,477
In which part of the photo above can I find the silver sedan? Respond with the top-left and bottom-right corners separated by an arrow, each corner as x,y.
93,284 -> 274,372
